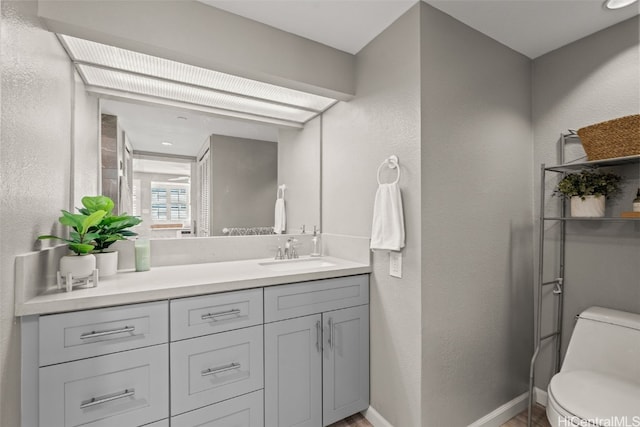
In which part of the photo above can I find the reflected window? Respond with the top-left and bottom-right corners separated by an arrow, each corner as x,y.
150,183 -> 189,222
132,155 -> 193,232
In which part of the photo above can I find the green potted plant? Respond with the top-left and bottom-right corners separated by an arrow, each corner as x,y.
80,195 -> 142,276
554,169 -> 622,217
38,209 -> 107,278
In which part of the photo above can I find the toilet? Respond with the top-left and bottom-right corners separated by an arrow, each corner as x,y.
547,307 -> 640,427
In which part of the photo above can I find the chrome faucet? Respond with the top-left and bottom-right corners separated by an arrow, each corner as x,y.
284,238 -> 299,259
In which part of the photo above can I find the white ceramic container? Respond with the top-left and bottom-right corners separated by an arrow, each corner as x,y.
570,195 -> 605,217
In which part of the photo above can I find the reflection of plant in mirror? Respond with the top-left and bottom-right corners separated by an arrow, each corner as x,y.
79,195 -> 142,253
38,209 -> 106,255
553,170 -> 622,200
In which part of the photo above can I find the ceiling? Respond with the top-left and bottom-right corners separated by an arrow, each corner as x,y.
199,0 -> 639,58
99,1 -> 638,152
101,99 -> 279,158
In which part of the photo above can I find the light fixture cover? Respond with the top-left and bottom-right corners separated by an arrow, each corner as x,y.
78,64 -> 317,123
59,35 -> 336,124
604,0 -> 638,9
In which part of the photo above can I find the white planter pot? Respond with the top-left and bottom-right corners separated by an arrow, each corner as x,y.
59,254 -> 96,279
570,195 -> 605,217
95,251 -> 118,277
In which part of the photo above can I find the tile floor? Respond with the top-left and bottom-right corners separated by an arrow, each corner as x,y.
328,404 -> 551,427
328,414 -> 372,427
501,404 -> 551,427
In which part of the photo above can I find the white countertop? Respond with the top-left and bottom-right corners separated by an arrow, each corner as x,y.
15,256 -> 371,316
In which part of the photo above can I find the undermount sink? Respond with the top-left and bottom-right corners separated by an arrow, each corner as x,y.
259,258 -> 336,272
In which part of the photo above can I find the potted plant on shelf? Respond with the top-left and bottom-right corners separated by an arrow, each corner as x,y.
79,195 -> 142,276
554,169 -> 622,217
38,209 -> 107,279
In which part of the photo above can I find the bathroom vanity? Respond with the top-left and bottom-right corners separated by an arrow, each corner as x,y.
17,256 -> 371,427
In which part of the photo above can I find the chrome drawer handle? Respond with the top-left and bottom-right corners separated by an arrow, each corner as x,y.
201,309 -> 241,321
80,326 -> 135,339
80,388 -> 135,409
328,318 -> 333,349
201,362 -> 241,376
316,320 -> 322,353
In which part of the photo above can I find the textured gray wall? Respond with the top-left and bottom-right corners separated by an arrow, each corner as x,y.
278,116 -> 321,234
210,135 -> 277,235
420,4 -> 534,425
532,16 -> 640,390
323,6 -> 423,426
0,1 -> 97,425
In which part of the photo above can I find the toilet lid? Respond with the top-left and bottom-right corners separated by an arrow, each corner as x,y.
549,370 -> 640,426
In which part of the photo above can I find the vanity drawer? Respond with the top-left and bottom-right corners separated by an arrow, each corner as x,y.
171,390 -> 264,427
171,288 -> 263,341
39,344 -> 169,427
264,275 -> 369,322
171,325 -> 264,415
39,301 -> 168,366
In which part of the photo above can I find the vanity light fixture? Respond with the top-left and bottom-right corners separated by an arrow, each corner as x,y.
604,0 -> 638,9
161,142 -> 173,146
57,35 -> 337,126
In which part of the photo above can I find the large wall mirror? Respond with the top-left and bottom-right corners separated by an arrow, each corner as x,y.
99,98 -> 320,239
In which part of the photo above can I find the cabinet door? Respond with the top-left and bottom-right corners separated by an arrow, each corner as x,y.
322,305 -> 369,426
265,314 -> 322,427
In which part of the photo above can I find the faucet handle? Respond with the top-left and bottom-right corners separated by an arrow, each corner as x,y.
301,225 -> 306,234
275,246 -> 284,260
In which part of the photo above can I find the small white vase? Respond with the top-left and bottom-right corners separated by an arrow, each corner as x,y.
570,195 -> 605,217
95,251 -> 118,277
59,254 -> 96,279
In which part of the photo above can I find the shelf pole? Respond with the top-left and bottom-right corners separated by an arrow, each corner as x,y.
556,135 -> 567,373
528,163 -> 548,427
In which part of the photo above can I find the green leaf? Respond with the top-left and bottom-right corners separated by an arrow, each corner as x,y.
81,196 -> 115,215
104,235 -> 123,242
80,210 -> 107,234
59,211 -> 84,231
83,232 -> 101,243
68,243 -> 94,255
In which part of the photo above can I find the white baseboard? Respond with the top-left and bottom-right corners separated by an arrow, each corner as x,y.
467,392 -> 529,427
366,390 -> 546,427
363,406 -> 394,427
535,387 -> 548,407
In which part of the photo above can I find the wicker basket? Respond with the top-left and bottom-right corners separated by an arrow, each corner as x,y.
577,114 -> 640,161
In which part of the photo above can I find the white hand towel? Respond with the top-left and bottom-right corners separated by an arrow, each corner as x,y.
370,182 -> 405,251
274,188 -> 286,234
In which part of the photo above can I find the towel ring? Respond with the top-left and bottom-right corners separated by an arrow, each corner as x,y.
277,184 -> 286,199
377,155 -> 400,185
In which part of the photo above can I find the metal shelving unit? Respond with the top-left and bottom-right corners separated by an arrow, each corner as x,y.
527,134 -> 640,427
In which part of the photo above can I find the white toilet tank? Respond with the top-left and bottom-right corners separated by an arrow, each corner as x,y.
561,306 -> 640,382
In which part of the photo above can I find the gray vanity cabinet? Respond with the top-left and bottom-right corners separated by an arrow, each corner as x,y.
24,274 -> 369,427
264,275 -> 370,427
